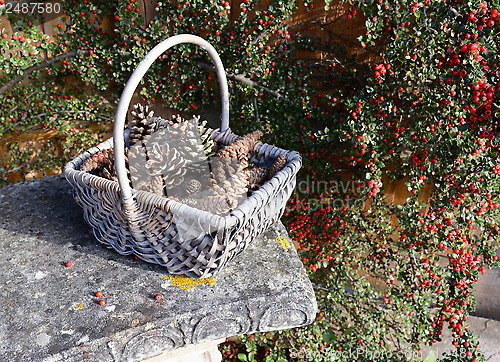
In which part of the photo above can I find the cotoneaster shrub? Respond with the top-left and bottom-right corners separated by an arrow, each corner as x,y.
1,1 -> 499,361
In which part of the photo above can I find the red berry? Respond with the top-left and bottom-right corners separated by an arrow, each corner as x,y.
96,291 -> 102,297
99,299 -> 105,305
155,294 -> 162,301
65,261 -> 72,267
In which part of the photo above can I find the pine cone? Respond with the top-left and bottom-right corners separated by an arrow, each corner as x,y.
146,143 -> 184,174
215,130 -> 263,162
177,185 -> 229,215
197,186 -> 231,215
80,149 -> 116,181
129,103 -> 157,145
195,195 -> 231,215
268,154 -> 287,179
208,130 -> 262,204
137,175 -> 164,196
222,172 -> 248,209
146,142 -> 187,189
80,149 -> 109,172
127,144 -> 164,196
127,114 -> 217,197
102,167 -> 118,183
168,115 -> 215,157
170,113 -> 186,124
185,179 -> 202,196
245,166 -> 269,189
211,156 -> 248,187
197,119 -> 216,158
80,154 -> 99,173
128,143 -> 152,190
168,119 -> 208,163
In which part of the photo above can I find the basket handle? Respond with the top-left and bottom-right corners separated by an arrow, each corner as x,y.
113,34 -> 230,200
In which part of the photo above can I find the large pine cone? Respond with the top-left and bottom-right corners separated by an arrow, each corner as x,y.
210,131 -> 259,190
191,185 -> 232,215
79,149 -> 117,182
268,153 -> 287,179
129,103 -> 157,145
80,148 -> 113,173
215,129 -> 263,162
168,118 -> 212,163
245,166 -> 269,189
127,143 -> 161,194
146,142 -> 187,189
211,156 -> 248,187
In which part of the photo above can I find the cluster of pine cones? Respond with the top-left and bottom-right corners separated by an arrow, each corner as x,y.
80,104 -> 287,215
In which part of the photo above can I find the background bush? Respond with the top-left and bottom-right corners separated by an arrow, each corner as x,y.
1,0 -> 499,361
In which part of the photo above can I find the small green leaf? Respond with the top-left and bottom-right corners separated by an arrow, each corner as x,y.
423,351 -> 437,362
323,328 -> 337,343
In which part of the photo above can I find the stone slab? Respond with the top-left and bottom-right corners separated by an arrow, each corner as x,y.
472,250 -> 500,320
0,175 -> 317,361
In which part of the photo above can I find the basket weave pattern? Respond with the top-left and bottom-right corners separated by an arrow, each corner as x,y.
65,130 -> 300,278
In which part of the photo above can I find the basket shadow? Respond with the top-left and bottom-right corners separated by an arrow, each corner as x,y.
0,174 -> 170,276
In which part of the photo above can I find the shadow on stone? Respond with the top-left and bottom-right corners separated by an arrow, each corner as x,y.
0,174 -> 170,275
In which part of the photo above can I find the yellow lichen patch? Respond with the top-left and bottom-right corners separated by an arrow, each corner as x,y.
169,274 -> 216,290
276,235 -> 291,251
75,302 -> 84,310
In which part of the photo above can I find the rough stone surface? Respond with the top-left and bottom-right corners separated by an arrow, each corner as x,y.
0,175 -> 317,362
472,252 -> 500,320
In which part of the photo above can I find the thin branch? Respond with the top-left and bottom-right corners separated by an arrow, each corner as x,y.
142,0 -> 148,25
304,71 -> 365,80
197,61 -> 290,102
0,111 -> 111,145
253,28 -> 270,46
5,160 -> 41,174
253,96 -> 260,123
0,49 -> 90,96
287,14 -> 343,34
13,110 -> 111,127
0,126 -> 43,144
10,78 -> 58,113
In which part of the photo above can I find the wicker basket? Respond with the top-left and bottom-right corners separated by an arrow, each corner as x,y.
64,34 -> 301,278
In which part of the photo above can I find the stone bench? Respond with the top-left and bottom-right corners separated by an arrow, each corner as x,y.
0,175 -> 317,361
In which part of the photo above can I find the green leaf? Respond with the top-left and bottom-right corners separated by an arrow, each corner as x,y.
423,351 -> 437,362
237,353 -> 247,361
323,329 -> 337,343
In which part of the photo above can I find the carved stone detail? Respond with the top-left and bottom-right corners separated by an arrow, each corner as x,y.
192,311 -> 252,345
121,326 -> 184,361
